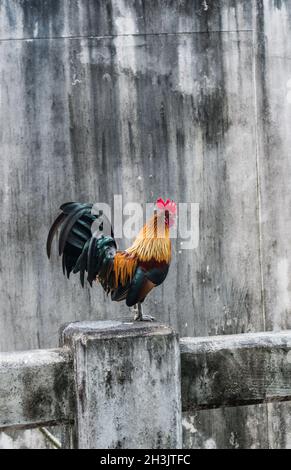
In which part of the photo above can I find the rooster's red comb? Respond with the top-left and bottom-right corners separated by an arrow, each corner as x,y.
156,198 -> 177,214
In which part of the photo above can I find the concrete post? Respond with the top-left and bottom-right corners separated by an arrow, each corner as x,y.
60,320 -> 182,449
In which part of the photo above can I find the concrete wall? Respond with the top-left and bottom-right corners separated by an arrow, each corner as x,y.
0,0 -> 290,448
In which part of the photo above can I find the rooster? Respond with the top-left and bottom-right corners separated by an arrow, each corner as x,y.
47,198 -> 176,321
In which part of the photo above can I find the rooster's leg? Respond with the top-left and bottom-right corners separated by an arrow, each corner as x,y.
133,303 -> 155,322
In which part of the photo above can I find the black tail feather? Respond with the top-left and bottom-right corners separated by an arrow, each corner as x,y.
58,204 -> 92,256
87,237 -> 96,286
62,251 -> 66,275
46,212 -> 67,258
77,239 -> 91,287
63,243 -> 83,279
47,201 -> 116,289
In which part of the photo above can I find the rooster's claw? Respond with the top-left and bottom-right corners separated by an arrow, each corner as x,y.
132,303 -> 155,322
134,313 -> 155,322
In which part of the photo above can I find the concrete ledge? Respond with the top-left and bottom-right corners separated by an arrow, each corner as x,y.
181,330 -> 291,410
61,320 -> 175,341
1,328 -> 291,438
0,348 -> 74,430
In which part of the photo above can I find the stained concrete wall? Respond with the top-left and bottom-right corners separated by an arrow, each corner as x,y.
0,0 -> 290,448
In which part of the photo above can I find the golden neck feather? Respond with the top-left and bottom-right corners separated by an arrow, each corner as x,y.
126,214 -> 171,263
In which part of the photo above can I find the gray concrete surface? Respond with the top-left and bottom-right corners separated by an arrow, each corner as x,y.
0,348 -> 73,430
181,330 -> 291,410
1,328 -> 291,449
61,321 -> 182,449
0,0 -> 291,448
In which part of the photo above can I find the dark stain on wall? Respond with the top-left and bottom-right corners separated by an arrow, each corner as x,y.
2,0 -> 290,450
21,0 -> 64,38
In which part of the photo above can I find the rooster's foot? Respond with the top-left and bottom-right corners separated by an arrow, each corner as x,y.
133,303 -> 155,322
134,313 -> 156,322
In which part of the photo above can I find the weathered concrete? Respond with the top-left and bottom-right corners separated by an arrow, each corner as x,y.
0,427 -> 60,449
0,0 -> 253,39
61,321 -> 182,449
0,0 -> 291,449
182,404 -> 269,449
255,0 -> 291,331
0,0 -> 261,350
0,348 -> 74,430
181,330 -> 291,410
1,329 -> 291,448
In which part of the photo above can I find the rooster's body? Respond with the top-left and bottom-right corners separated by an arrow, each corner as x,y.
47,199 -> 176,320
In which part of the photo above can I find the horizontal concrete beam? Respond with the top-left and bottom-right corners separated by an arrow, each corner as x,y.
0,348 -> 74,430
181,330 -> 291,411
1,329 -> 291,431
